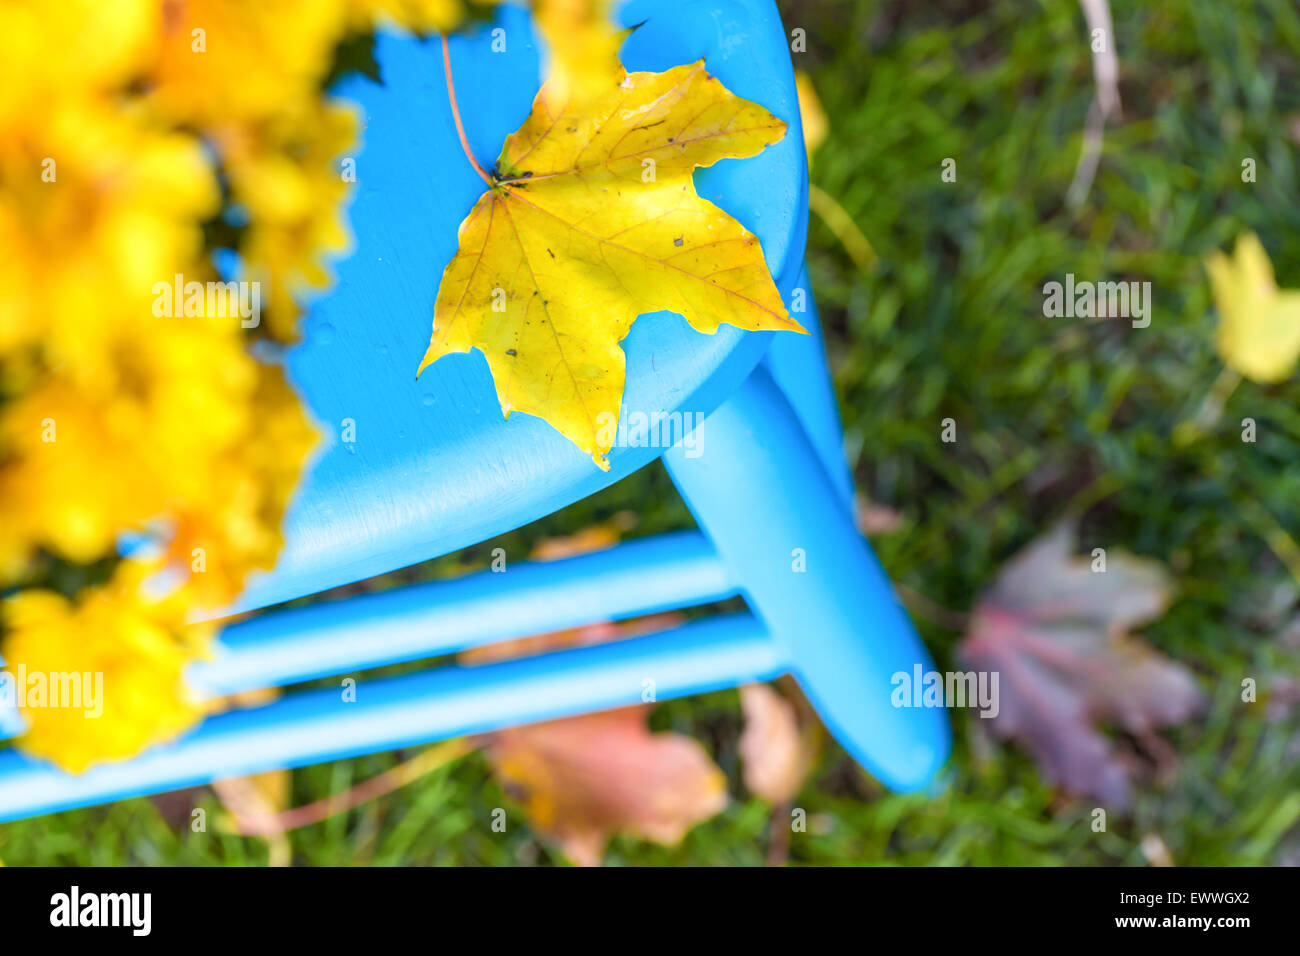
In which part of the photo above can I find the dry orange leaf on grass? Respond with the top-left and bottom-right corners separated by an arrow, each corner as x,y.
487,704 -> 727,867
473,614 -> 725,869
419,58 -> 805,468
467,529 -> 729,865
737,682 -> 818,804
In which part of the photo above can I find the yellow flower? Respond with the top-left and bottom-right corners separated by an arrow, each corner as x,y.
0,333 -> 318,608
0,228 -> 260,567
350,0 -> 465,32
0,99 -> 218,358
532,0 -> 622,106
2,562 -> 216,773
148,0 -> 351,128
1206,232 -> 1300,383
146,0 -> 463,130
164,366 -> 321,612
0,0 -> 461,773
0,0 -> 159,137
217,101 -> 361,340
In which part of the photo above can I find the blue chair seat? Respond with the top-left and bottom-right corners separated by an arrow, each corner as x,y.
0,0 -> 950,823
229,0 -> 806,614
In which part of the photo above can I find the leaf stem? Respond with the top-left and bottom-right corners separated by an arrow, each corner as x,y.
1173,366 -> 1242,448
808,183 -> 876,273
441,33 -> 493,187
1238,497 -> 1300,589
219,739 -> 473,837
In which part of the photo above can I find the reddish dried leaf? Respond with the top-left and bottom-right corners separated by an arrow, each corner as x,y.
854,492 -> 903,536
959,522 -> 1203,808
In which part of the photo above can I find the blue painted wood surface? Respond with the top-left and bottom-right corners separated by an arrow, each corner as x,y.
229,0 -> 807,614
0,1 -> 953,821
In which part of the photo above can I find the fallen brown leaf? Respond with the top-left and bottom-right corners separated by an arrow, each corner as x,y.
737,683 -> 816,804
468,524 -> 729,865
959,522 -> 1203,808
486,705 -> 727,866
213,769 -> 292,865
529,513 -> 635,562
854,492 -> 904,536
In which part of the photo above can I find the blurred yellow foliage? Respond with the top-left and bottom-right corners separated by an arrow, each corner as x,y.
3,562 -> 216,772
532,0 -> 622,107
0,0 -> 460,771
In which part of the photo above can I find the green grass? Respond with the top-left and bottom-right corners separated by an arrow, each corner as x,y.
3,0 -> 1299,865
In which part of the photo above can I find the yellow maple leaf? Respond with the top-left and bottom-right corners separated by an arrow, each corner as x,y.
1206,232 -> 1300,383
418,61 -> 805,469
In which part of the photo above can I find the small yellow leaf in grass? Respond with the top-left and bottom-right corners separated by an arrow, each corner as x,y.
1206,232 -> 1300,383
419,61 -> 804,468
795,71 -> 828,161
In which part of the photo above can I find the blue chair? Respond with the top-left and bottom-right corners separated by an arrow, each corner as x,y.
0,0 -> 949,823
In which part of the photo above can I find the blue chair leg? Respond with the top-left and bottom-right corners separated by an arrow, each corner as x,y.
664,364 -> 951,792
763,264 -> 856,508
